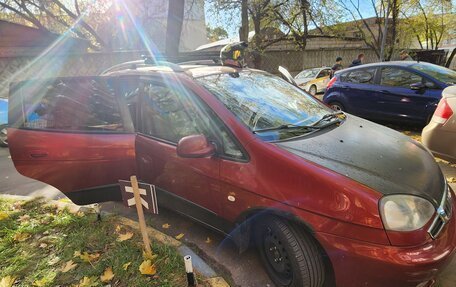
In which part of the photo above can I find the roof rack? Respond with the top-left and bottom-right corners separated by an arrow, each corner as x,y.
178,59 -> 220,66
100,58 -> 184,75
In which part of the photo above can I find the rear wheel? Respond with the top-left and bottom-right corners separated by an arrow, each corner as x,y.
329,101 -> 345,112
309,85 -> 317,96
254,216 -> 325,287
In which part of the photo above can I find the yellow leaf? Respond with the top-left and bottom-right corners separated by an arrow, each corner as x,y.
115,225 -> 122,232
33,278 -> 47,287
175,233 -> 184,240
61,260 -> 78,273
117,232 -> 134,242
122,262 -> 131,271
139,260 -> 156,276
75,276 -> 98,287
0,276 -> 16,287
73,251 -> 81,258
447,177 -> 456,183
79,252 -> 100,263
100,267 -> 114,282
0,212 -> 8,221
76,211 -> 85,217
162,223 -> 171,229
13,232 -> 30,242
205,237 -> 212,244
142,250 -> 157,261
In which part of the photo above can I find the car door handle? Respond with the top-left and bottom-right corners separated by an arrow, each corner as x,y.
379,90 -> 391,94
30,152 -> 48,158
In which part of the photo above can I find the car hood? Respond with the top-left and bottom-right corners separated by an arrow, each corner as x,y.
275,115 -> 445,207
295,78 -> 313,85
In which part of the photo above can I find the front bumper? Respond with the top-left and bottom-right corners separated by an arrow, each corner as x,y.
316,199 -> 456,287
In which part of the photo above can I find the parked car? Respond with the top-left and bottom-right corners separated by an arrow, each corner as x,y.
8,61 -> 456,287
422,85 -> 456,162
294,67 -> 331,95
323,61 -> 456,125
0,99 -> 8,147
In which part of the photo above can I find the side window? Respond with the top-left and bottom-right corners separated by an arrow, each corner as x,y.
381,68 -> 422,88
140,82 -> 245,159
345,68 -> 376,84
317,70 -> 329,78
20,78 -> 125,132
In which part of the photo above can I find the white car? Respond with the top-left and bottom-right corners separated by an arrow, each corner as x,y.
294,67 -> 332,95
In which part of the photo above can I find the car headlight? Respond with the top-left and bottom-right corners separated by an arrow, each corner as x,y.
379,195 -> 435,231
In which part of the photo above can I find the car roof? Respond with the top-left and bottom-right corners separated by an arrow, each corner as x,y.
335,61 -> 423,74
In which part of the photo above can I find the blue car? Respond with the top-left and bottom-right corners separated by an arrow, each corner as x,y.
323,61 -> 456,125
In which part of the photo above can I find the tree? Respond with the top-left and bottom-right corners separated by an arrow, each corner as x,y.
206,26 -> 229,41
165,0 -> 185,57
0,0 -> 110,50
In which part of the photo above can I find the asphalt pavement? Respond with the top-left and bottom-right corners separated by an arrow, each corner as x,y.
1,145 -> 455,287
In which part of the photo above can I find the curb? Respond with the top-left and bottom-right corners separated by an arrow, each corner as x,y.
0,194 -> 230,287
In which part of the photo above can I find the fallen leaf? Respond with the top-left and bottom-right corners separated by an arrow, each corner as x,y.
117,232 -> 134,242
33,278 -> 47,287
48,256 -> 60,266
139,260 -> 156,276
0,212 -> 8,221
61,260 -> 78,273
75,276 -> 98,287
73,251 -> 81,258
12,201 -> 23,210
122,262 -> 132,271
39,243 -> 48,249
175,233 -> 184,240
205,237 -> 212,244
79,252 -> 100,263
115,225 -> 122,233
0,276 -> 16,287
17,214 -> 30,222
162,223 -> 171,229
76,211 -> 85,217
100,267 -> 114,282
13,232 -> 30,242
447,177 -> 456,183
142,250 -> 157,261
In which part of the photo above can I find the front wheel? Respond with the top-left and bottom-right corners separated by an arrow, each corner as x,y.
308,85 -> 317,96
254,216 -> 325,287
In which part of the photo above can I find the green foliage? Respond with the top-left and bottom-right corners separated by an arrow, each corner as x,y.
206,26 -> 229,42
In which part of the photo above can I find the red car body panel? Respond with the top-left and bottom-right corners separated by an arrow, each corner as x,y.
8,129 -> 136,192
7,71 -> 456,287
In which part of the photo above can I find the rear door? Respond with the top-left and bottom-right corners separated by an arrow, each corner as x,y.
8,77 -> 136,204
339,67 -> 378,117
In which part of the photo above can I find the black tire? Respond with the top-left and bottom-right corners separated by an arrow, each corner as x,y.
254,216 -> 325,287
309,85 -> 317,96
328,101 -> 345,112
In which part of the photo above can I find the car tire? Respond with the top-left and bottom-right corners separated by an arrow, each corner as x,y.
254,215 -> 325,287
309,85 -> 317,96
329,101 -> 345,112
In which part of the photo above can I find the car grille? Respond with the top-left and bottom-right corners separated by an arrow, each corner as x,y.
428,184 -> 453,239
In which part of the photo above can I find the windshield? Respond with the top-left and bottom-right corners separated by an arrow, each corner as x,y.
411,63 -> 456,85
296,68 -> 320,79
197,71 -> 332,141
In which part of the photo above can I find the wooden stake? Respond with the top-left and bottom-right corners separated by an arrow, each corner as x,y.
130,175 -> 153,256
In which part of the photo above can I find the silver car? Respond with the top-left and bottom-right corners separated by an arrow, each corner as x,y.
294,67 -> 332,95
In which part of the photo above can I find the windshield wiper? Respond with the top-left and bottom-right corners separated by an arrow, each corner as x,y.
311,111 -> 345,127
252,123 -> 320,134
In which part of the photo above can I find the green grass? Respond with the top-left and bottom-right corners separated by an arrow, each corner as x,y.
0,197 -> 187,287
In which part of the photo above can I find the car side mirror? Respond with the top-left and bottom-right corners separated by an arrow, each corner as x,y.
177,135 -> 216,158
410,82 -> 425,90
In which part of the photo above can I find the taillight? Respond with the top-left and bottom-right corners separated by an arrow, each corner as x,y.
433,98 -> 453,124
327,76 -> 337,89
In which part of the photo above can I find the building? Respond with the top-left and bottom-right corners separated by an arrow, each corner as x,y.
0,20 -> 88,57
98,0 -> 207,52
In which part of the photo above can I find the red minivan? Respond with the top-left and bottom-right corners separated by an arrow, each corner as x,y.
8,62 -> 456,287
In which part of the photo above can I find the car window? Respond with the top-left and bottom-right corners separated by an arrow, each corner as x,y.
381,67 -> 422,88
317,69 -> 330,78
411,63 -> 456,85
140,81 -> 245,159
296,68 -> 319,79
343,68 -> 376,84
16,78 -> 126,132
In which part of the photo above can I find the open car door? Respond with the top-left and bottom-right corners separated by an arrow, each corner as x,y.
8,76 -> 136,204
